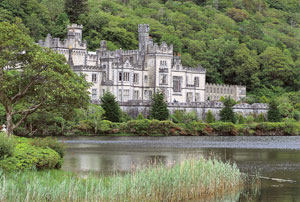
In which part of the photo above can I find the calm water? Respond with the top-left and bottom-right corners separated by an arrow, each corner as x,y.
60,136 -> 300,202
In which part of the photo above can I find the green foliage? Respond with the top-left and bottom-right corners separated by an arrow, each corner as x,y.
220,97 -> 236,123
267,100 -> 281,122
121,111 -> 132,122
65,0 -> 88,23
136,113 -> 145,120
171,110 -> 198,124
257,113 -> 265,123
206,110 -> 215,123
245,115 -> 255,124
210,122 -> 238,136
0,158 -> 244,201
98,120 -> 119,134
0,138 -> 63,171
1,0 -> 300,95
294,111 -> 300,122
237,114 -> 245,124
0,133 -> 15,160
184,121 -> 209,136
100,92 -> 121,122
150,93 -> 169,121
0,22 -> 90,136
0,104 -> 5,125
30,137 -> 65,158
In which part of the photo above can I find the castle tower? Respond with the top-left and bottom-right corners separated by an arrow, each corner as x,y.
138,24 -> 149,52
100,40 -> 107,51
67,24 -> 83,41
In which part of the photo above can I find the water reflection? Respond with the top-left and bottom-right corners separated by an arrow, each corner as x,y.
61,136 -> 300,202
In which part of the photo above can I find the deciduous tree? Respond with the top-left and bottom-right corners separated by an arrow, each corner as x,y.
0,22 -> 90,136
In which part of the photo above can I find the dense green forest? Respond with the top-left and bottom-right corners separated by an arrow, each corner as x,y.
1,0 -> 300,97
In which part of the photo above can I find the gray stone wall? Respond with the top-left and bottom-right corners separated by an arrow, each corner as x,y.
119,101 -> 268,120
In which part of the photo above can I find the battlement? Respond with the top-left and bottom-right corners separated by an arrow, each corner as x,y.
147,42 -> 173,54
138,24 -> 149,33
206,83 -> 246,89
182,66 -> 206,73
67,24 -> 83,30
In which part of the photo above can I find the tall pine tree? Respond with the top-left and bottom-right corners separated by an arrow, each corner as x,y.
220,97 -> 236,123
267,99 -> 281,122
150,92 -> 169,121
100,92 -> 121,122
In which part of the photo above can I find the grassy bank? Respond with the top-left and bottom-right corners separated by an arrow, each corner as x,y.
0,158 -> 244,202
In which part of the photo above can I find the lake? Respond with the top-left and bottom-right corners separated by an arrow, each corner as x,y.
60,136 -> 300,202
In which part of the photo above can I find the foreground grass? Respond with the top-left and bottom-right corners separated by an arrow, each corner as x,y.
0,158 -> 244,202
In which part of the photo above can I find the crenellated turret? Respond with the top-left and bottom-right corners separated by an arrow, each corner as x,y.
67,24 -> 83,41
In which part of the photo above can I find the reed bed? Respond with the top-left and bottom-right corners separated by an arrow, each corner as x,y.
0,158 -> 245,202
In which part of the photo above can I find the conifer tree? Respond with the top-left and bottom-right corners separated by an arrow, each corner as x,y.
267,100 -> 281,122
100,92 -> 121,122
220,97 -> 236,123
150,92 -> 169,120
237,114 -> 245,124
136,112 -> 144,120
206,110 -> 215,123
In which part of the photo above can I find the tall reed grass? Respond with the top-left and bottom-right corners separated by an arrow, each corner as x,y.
0,158 -> 245,202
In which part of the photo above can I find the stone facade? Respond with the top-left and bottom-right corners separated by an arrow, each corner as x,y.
39,24 -> 207,103
205,83 -> 246,101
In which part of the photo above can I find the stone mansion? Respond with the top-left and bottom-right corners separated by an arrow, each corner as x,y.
39,24 -> 246,103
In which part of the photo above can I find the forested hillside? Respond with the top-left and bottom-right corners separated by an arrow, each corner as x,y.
1,0 -> 300,98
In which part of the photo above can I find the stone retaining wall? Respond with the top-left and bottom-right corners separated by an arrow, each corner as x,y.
119,101 -> 268,120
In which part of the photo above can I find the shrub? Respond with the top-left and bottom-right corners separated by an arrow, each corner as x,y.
171,110 -> 198,124
283,122 -> 300,136
257,113 -> 265,122
0,133 -> 15,160
267,100 -> 281,122
154,120 -> 179,136
126,119 -> 151,135
206,110 -> 215,123
119,120 -> 181,136
210,122 -> 238,136
99,120 -> 115,134
184,121 -> 207,135
245,115 -> 255,124
294,111 -> 300,121
121,111 -> 132,122
0,142 -> 62,171
237,114 -> 244,124
136,113 -> 145,120
31,137 -> 65,158
255,122 -> 285,135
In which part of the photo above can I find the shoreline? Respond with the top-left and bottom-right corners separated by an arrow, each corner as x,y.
59,136 -> 300,150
